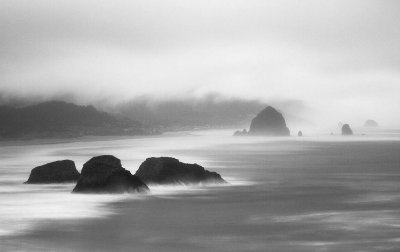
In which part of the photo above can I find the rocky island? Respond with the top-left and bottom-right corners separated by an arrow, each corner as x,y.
233,106 -> 290,136
364,120 -> 378,127
73,155 -> 148,194
135,157 -> 226,185
233,129 -> 248,136
25,160 -> 80,184
342,124 -> 353,135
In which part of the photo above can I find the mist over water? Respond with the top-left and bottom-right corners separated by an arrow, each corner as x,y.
1,1 -> 400,251
0,130 -> 256,236
1,1 -> 400,128
1,130 -> 400,251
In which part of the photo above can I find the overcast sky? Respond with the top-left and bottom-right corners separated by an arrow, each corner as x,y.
0,0 -> 399,127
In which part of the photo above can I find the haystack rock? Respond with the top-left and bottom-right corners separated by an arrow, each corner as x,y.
298,131 -> 303,137
135,157 -> 226,185
25,160 -> 80,184
73,155 -> 148,194
364,120 -> 378,127
342,124 -> 353,135
248,106 -> 290,136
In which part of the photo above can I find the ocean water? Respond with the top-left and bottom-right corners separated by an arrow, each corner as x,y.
0,130 -> 400,251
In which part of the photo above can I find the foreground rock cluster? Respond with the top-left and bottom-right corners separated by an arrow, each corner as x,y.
25,155 -> 226,194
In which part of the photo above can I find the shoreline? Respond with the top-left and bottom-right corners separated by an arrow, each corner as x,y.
0,128 -> 236,147
0,133 -> 169,147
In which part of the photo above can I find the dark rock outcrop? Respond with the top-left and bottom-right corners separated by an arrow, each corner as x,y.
73,155 -> 148,194
364,120 -> 378,127
342,124 -> 353,135
248,106 -> 290,136
25,160 -> 80,184
298,131 -> 303,137
233,129 -> 248,136
135,157 -> 226,185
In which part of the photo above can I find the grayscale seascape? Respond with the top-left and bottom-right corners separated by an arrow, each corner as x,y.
1,1 -> 400,251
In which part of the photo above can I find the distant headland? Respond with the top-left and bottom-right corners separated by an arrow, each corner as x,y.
0,101 -> 159,140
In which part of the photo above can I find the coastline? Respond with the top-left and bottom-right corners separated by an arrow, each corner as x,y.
0,128 -> 235,147
1,128 -> 400,148
0,134 -> 166,147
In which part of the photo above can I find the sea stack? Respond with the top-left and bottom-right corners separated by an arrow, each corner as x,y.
73,155 -> 148,194
135,157 -> 226,185
364,120 -> 378,127
248,106 -> 290,136
342,124 -> 353,135
298,131 -> 303,137
25,160 -> 80,184
233,129 -> 248,136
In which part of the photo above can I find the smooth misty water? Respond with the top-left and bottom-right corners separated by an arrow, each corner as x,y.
1,130 -> 400,252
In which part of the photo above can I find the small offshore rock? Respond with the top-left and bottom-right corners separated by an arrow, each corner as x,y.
233,129 -> 248,136
364,120 -> 378,127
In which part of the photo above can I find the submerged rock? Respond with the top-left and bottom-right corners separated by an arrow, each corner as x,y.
364,120 -> 378,127
233,129 -> 248,136
342,124 -> 353,135
248,106 -> 290,136
135,157 -> 226,185
72,155 -> 148,194
25,160 -> 80,184
298,131 -> 303,137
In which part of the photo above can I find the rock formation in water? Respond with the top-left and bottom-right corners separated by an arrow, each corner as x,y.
73,155 -> 148,194
341,124 -> 353,135
298,131 -> 303,137
135,157 -> 226,185
233,129 -> 248,136
248,106 -> 290,136
364,120 -> 378,127
25,160 -> 80,184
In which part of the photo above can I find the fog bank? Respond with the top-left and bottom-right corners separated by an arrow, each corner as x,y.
1,0 -> 399,128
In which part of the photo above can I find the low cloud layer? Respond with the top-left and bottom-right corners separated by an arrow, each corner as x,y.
1,0 -> 399,127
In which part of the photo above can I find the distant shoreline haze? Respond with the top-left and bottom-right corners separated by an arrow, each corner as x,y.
0,98 -> 392,140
